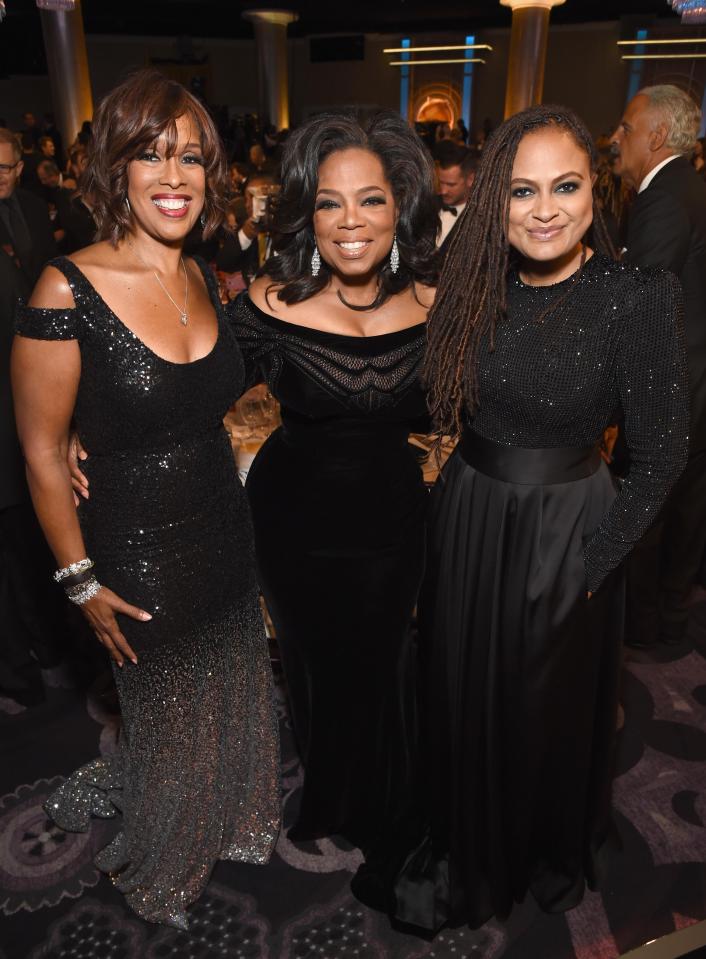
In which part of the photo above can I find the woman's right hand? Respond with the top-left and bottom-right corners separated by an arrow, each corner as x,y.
80,586 -> 152,667
68,432 -> 89,503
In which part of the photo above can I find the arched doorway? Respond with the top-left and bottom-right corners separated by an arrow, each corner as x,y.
417,96 -> 455,125
413,83 -> 461,128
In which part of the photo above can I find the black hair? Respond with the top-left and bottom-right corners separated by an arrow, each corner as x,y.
264,111 -> 439,308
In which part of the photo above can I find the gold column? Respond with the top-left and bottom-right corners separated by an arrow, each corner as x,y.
242,9 -> 298,130
39,0 -> 94,150
500,0 -> 566,119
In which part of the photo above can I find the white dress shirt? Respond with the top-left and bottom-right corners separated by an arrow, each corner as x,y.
437,201 -> 466,247
638,154 -> 680,194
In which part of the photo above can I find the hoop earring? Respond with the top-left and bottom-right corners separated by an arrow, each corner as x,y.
311,244 -> 321,277
390,234 -> 399,274
124,196 -> 131,214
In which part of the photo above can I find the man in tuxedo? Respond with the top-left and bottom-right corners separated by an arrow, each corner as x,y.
0,128 -> 56,292
611,84 -> 706,646
435,143 -> 477,259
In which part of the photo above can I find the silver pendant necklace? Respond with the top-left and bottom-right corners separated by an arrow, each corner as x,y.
129,241 -> 189,326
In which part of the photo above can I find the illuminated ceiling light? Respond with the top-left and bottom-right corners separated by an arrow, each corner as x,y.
36,0 -> 76,7
618,37 -> 706,43
668,0 -> 706,24
500,0 -> 566,8
384,44 -> 493,53
389,58 -> 486,66
622,52 -> 706,58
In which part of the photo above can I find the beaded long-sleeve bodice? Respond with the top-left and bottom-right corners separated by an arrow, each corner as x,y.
470,253 -> 689,591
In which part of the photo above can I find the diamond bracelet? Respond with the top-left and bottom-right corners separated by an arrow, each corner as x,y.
54,558 -> 94,583
65,575 -> 102,606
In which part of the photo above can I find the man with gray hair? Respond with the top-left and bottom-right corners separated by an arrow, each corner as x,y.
611,84 -> 706,647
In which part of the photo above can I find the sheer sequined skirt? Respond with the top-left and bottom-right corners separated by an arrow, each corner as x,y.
44,431 -> 280,926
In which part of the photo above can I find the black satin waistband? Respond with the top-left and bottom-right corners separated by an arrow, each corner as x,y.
459,430 -> 601,485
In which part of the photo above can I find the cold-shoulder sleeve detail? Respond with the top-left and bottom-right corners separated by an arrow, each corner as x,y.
583,270 -> 689,592
14,256 -> 81,340
14,304 -> 80,340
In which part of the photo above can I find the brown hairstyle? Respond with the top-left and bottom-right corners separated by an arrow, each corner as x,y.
85,69 -> 227,244
0,128 -> 22,162
424,103 -> 616,444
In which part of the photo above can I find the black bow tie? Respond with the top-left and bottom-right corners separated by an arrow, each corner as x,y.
441,204 -> 458,216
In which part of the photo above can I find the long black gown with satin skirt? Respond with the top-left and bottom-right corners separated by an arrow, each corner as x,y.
353,254 -> 689,931
15,258 -> 280,928
228,293 -> 428,852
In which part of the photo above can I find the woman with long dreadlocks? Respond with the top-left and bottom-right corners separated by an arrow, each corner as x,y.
354,104 -> 689,931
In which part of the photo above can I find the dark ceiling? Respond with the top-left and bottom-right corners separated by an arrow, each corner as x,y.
0,0 -> 686,77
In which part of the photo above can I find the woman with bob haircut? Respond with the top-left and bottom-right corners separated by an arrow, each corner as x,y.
11,69 -> 279,928
228,111 -> 439,852
354,104 -> 688,931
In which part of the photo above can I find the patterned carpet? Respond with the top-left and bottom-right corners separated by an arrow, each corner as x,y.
1,605 -> 705,959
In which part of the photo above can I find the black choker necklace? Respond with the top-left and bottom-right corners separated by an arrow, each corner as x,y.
336,289 -> 378,312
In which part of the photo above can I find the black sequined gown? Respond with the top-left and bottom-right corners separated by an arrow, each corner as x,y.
15,257 -> 280,928
354,254 -> 689,931
228,293 -> 428,851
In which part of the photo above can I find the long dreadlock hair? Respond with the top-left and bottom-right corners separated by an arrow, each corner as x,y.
424,103 -> 617,443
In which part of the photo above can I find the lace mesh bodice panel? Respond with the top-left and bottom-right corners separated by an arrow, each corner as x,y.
228,294 -> 428,425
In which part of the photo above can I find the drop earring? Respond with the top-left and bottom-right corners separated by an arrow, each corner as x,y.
125,196 -> 131,214
311,244 -> 321,277
390,234 -> 399,274
200,210 -> 206,228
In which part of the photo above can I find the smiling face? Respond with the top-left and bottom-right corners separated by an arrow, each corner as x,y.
125,113 -> 206,242
313,147 -> 397,278
507,126 -> 594,270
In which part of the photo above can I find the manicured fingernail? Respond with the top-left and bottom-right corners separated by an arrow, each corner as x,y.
118,661 -> 123,668
131,658 -> 138,665
141,612 -> 152,621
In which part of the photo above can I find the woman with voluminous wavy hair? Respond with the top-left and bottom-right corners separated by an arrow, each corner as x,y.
12,68 -> 280,928
228,110 -> 439,853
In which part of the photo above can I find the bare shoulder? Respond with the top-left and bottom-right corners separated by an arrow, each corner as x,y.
28,264 -> 76,310
414,282 -> 436,310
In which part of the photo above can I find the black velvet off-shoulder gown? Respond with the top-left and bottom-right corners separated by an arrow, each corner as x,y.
354,254 -> 690,931
228,293 -> 429,852
15,258 -> 280,928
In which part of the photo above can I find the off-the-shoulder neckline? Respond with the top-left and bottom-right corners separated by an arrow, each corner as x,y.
241,293 -> 427,343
